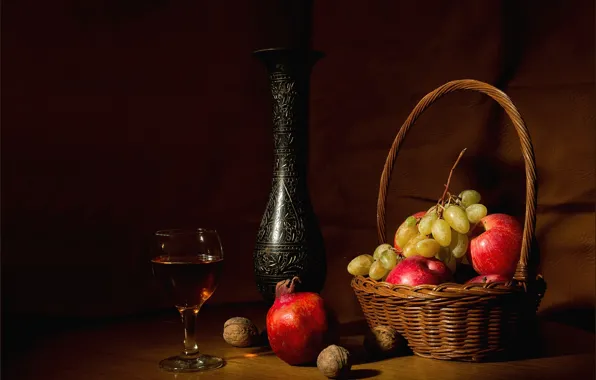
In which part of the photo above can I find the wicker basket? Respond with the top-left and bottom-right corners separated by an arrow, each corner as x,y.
351,79 -> 547,362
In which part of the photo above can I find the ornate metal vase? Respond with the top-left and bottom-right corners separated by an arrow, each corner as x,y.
253,47 -> 326,305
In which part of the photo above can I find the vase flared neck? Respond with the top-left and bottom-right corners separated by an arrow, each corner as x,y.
253,47 -> 324,71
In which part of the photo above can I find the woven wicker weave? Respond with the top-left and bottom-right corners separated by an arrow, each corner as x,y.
351,79 -> 546,362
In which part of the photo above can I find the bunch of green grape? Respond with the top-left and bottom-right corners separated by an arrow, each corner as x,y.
347,243 -> 402,280
395,189 -> 487,271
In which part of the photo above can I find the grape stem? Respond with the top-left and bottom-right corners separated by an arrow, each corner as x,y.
437,148 -> 467,217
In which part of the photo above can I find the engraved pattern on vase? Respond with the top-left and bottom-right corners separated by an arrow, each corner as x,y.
253,50 -> 326,304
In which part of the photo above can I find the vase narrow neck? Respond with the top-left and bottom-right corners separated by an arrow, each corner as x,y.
255,49 -> 322,179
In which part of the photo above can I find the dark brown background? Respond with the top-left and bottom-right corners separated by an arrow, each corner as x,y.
2,0 -> 594,332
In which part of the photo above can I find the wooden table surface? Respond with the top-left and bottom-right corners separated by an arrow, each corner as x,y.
3,302 -> 594,380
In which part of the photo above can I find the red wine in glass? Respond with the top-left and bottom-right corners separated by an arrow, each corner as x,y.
151,255 -> 223,308
151,229 -> 225,373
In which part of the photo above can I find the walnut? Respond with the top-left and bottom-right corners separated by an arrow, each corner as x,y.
317,345 -> 352,379
223,317 -> 259,347
363,325 -> 408,358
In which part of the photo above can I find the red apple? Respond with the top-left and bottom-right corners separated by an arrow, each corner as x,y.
469,213 -> 522,277
466,274 -> 511,284
393,211 -> 426,252
385,255 -> 452,286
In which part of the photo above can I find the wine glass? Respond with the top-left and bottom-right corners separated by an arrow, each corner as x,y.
151,228 -> 225,372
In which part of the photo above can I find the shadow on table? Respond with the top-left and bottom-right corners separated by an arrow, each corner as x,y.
511,320 -> 595,360
219,342 -> 382,380
348,369 -> 382,379
336,318 -> 595,364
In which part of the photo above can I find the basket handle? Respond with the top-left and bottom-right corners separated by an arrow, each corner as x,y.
376,79 -> 537,283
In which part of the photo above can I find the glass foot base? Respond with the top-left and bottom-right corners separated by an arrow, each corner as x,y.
159,353 -> 225,372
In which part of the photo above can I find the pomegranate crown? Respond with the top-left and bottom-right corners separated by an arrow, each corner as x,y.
275,276 -> 301,298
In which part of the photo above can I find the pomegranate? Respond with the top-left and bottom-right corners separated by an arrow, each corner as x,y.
266,277 -> 337,365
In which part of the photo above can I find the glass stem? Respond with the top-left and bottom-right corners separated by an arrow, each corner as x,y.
178,306 -> 200,356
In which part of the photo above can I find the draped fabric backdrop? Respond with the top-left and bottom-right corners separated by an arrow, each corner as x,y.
2,0 -> 594,330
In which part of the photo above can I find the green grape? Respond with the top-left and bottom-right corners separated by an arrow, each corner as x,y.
466,204 -> 488,224
416,238 -> 441,258
373,243 -> 393,260
444,205 -> 470,234
448,228 -> 469,258
459,190 -> 481,208
405,216 -> 417,227
431,219 -> 452,247
435,246 -> 457,273
395,223 -> 419,249
402,234 -> 427,258
379,250 -> 398,270
369,260 -> 388,280
347,254 -> 374,276
418,212 -> 438,235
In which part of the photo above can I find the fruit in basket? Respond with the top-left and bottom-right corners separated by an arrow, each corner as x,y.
404,215 -> 418,227
466,274 -> 511,284
468,213 -> 523,276
435,246 -> 457,273
347,254 -> 374,276
402,234 -> 427,258
378,249 -> 398,270
393,211 -> 426,252
443,205 -> 470,234
373,243 -> 393,260
369,260 -> 388,280
416,238 -> 441,258
267,277 -> 336,365
431,219 -> 452,247
347,244 -> 402,278
412,211 -> 427,219
448,228 -> 469,258
394,223 -> 418,252
418,211 -> 438,235
465,203 -> 488,224
361,150 -> 524,285
385,255 -> 452,286
459,189 -> 481,208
